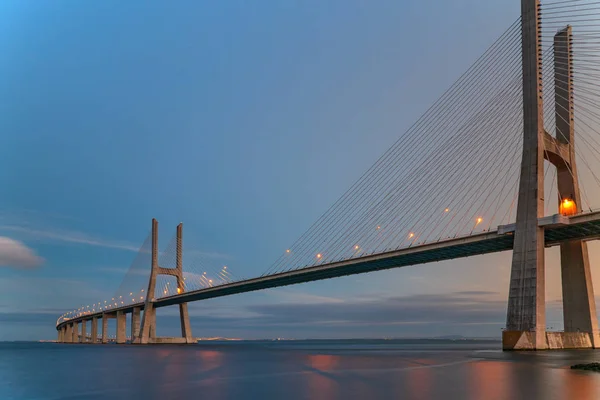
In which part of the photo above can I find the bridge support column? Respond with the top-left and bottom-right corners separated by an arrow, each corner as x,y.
91,317 -> 98,344
131,307 -> 141,338
116,311 -> 126,344
72,322 -> 80,344
80,320 -> 87,343
504,0 -> 547,350
57,328 -> 63,343
64,324 -> 72,343
553,26 -> 600,348
101,315 -> 108,344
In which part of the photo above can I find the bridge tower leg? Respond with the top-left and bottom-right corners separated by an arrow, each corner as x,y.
553,27 -> 600,348
137,219 -> 158,344
504,0 -> 547,350
176,223 -> 193,343
136,219 -> 193,344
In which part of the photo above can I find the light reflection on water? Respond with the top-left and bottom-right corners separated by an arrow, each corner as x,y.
1,341 -> 600,399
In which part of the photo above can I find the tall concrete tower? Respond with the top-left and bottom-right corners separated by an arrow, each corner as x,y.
504,0 -> 600,350
135,219 -> 193,344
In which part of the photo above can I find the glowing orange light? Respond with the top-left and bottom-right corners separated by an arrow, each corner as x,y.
177,288 -> 182,294
286,249 -> 291,253
560,198 -> 577,216
317,253 -> 322,259
354,245 -> 359,250
408,233 -> 415,239
444,208 -> 450,212
376,226 -> 381,230
476,217 -> 483,224
223,266 -> 227,269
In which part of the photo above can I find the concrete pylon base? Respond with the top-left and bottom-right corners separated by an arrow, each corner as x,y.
503,330 -> 596,350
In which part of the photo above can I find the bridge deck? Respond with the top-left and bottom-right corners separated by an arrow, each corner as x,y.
57,211 -> 600,330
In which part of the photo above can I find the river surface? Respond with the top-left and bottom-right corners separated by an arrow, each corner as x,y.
1,340 -> 600,399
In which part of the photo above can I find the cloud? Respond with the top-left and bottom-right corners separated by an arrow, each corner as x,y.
0,237 -> 44,269
244,292 -> 507,327
0,225 -> 140,252
148,291 -> 511,339
263,289 -> 344,304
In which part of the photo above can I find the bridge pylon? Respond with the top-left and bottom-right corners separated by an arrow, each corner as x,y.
504,0 -> 600,350
134,219 -> 193,344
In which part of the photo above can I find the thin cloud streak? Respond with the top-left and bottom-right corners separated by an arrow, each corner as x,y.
0,225 -> 141,252
0,226 -> 237,263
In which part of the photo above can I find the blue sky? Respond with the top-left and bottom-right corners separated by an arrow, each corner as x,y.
3,0 -> 598,341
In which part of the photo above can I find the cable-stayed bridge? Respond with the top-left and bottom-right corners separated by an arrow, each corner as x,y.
56,0 -> 600,350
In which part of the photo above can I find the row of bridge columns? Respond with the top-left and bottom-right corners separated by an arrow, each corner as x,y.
57,307 -> 144,344
57,219 -> 193,344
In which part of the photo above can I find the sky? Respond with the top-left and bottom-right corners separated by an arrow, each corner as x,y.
2,0 -> 600,341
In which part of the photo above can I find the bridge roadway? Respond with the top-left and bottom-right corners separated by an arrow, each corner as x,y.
56,211 -> 600,330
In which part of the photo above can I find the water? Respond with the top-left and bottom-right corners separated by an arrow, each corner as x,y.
1,340 -> 600,399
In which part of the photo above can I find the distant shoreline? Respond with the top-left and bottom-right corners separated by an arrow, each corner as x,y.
14,337 -> 503,344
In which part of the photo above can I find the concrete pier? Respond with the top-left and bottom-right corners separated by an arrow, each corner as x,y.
80,320 -> 87,343
91,317 -> 98,344
101,315 -> 108,344
64,324 -> 72,343
72,322 -> 80,343
116,311 -> 126,344
131,307 -> 141,339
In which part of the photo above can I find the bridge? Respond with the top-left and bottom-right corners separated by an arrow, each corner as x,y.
56,0 -> 600,350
